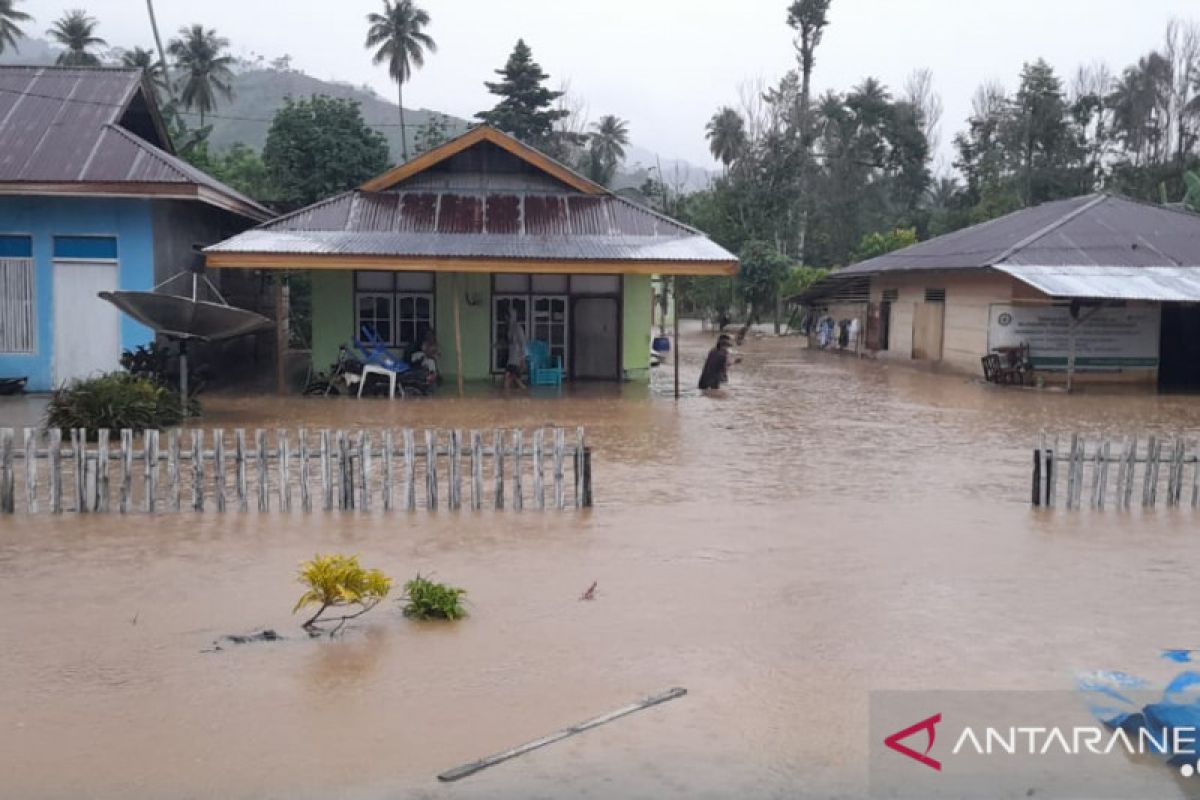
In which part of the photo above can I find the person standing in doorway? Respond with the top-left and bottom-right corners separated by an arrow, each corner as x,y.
698,334 -> 733,391
505,307 -> 527,390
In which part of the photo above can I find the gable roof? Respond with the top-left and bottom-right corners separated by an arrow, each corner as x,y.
839,194 -> 1200,276
361,125 -> 607,195
0,65 -> 270,221
207,127 -> 736,275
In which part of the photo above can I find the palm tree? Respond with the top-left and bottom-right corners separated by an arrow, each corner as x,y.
584,115 -> 629,186
167,24 -> 234,127
365,0 -> 436,162
0,0 -> 31,55
705,107 -> 747,169
48,9 -> 105,67
122,46 -> 168,96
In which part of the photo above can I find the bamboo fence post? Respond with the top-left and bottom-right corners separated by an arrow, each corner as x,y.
1088,437 -> 1102,509
278,429 -> 292,512
320,429 -> 332,511
575,427 -> 586,509
234,429 -> 248,512
191,429 -> 204,512
72,428 -> 86,513
167,429 -> 181,512
256,429 -> 269,513
449,429 -> 462,510
1143,436 -> 1157,508
1066,434 -> 1079,510
1170,437 -> 1185,507
382,429 -> 394,512
403,428 -> 416,511
336,430 -> 351,511
299,429 -> 311,513
425,429 -> 438,510
493,429 -> 504,510
470,430 -> 483,510
1193,438 -> 1200,509
116,429 -> 130,513
149,430 -> 162,513
49,428 -> 63,513
24,427 -> 37,513
1124,436 -> 1137,510
1048,435 -> 1059,508
359,431 -> 371,511
214,429 -> 227,512
0,428 -> 13,514
1097,440 -> 1110,510
553,427 -> 566,510
512,429 -> 523,511
533,428 -> 545,510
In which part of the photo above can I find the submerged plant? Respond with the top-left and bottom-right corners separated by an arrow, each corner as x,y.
401,574 -> 468,621
294,554 -> 392,635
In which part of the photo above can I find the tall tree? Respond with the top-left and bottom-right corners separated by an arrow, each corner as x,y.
584,114 -> 629,186
48,9 -> 105,67
365,0 -> 436,163
167,25 -> 234,127
476,39 -> 568,147
261,95 -> 390,211
705,107 -> 748,168
0,0 -> 31,55
121,46 -> 167,97
144,0 -> 171,101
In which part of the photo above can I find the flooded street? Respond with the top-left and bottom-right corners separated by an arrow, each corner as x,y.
4,326 -> 1200,799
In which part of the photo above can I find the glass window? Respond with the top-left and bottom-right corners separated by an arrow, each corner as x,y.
53,235 -> 117,260
395,272 -> 435,291
0,235 -> 32,258
570,275 -> 620,294
356,294 -> 393,344
531,274 -> 569,293
396,293 -> 434,348
0,255 -> 34,352
356,271 -> 394,291
494,274 -> 530,293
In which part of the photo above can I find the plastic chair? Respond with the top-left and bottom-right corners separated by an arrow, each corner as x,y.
353,325 -> 409,399
526,340 -> 564,387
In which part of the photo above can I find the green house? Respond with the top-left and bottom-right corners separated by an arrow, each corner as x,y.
206,126 -> 736,382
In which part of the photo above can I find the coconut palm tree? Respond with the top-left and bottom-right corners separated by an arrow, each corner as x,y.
365,0 -> 436,162
0,0 -> 31,55
584,115 -> 629,185
121,46 -> 168,96
48,9 -> 106,67
167,24 -> 234,127
705,107 -> 747,169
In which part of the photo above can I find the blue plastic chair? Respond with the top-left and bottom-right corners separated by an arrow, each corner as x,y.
353,325 -> 410,398
526,340 -> 564,387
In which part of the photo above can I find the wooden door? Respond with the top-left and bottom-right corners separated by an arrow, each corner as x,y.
911,302 -> 945,361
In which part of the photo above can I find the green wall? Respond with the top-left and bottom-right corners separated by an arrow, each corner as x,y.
310,270 -> 353,373
622,274 -> 653,381
435,272 -> 492,380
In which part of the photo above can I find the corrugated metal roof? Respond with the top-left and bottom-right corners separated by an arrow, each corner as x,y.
996,264 -> 1200,301
0,66 -> 269,220
208,190 -> 734,264
839,194 -> 1200,275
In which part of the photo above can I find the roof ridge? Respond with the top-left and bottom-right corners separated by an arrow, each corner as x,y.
991,193 -> 1107,265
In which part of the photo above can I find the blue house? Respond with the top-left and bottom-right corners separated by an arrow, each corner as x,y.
0,66 -> 271,391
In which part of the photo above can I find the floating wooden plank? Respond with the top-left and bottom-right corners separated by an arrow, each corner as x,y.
437,687 -> 687,783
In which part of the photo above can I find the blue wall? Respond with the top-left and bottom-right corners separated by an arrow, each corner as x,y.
0,196 -> 156,391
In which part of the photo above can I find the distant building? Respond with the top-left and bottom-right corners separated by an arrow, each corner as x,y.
0,66 -> 270,391
206,125 -> 736,382
793,194 -> 1200,389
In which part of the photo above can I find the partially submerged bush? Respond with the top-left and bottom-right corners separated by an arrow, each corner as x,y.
401,574 -> 468,621
46,372 -> 191,432
294,554 -> 392,635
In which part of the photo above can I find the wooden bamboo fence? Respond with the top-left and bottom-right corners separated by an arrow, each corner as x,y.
1033,433 -> 1200,510
0,427 -> 593,514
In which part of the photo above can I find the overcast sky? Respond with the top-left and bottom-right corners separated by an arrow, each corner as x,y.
15,0 -> 1200,170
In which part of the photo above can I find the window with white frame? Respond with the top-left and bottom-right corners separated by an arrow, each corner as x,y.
0,235 -> 34,353
354,271 -> 435,349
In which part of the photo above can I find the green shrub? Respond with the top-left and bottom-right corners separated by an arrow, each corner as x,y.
46,372 -> 193,432
401,574 -> 468,621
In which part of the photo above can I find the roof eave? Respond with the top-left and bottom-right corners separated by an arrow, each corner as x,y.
0,182 -> 271,222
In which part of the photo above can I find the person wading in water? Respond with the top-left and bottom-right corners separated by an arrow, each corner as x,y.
504,307 -> 528,390
698,334 -> 734,391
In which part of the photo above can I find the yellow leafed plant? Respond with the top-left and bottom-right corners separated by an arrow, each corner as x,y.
294,554 -> 392,634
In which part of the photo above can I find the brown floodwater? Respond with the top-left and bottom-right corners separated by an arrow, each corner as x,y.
4,326 -> 1200,799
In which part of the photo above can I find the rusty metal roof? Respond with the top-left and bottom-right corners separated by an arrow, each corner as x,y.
0,65 -> 270,220
207,190 -> 736,266
839,194 -> 1200,275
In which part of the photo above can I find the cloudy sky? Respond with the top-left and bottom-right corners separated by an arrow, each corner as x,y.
15,0 -> 1200,169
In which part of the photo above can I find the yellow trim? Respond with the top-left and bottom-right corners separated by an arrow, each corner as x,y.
205,251 -> 737,277
360,126 -> 607,195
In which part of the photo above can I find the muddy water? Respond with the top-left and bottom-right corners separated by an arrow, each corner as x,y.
4,328 -> 1200,799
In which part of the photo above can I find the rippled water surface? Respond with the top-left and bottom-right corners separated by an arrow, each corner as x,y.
4,327 -> 1200,799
